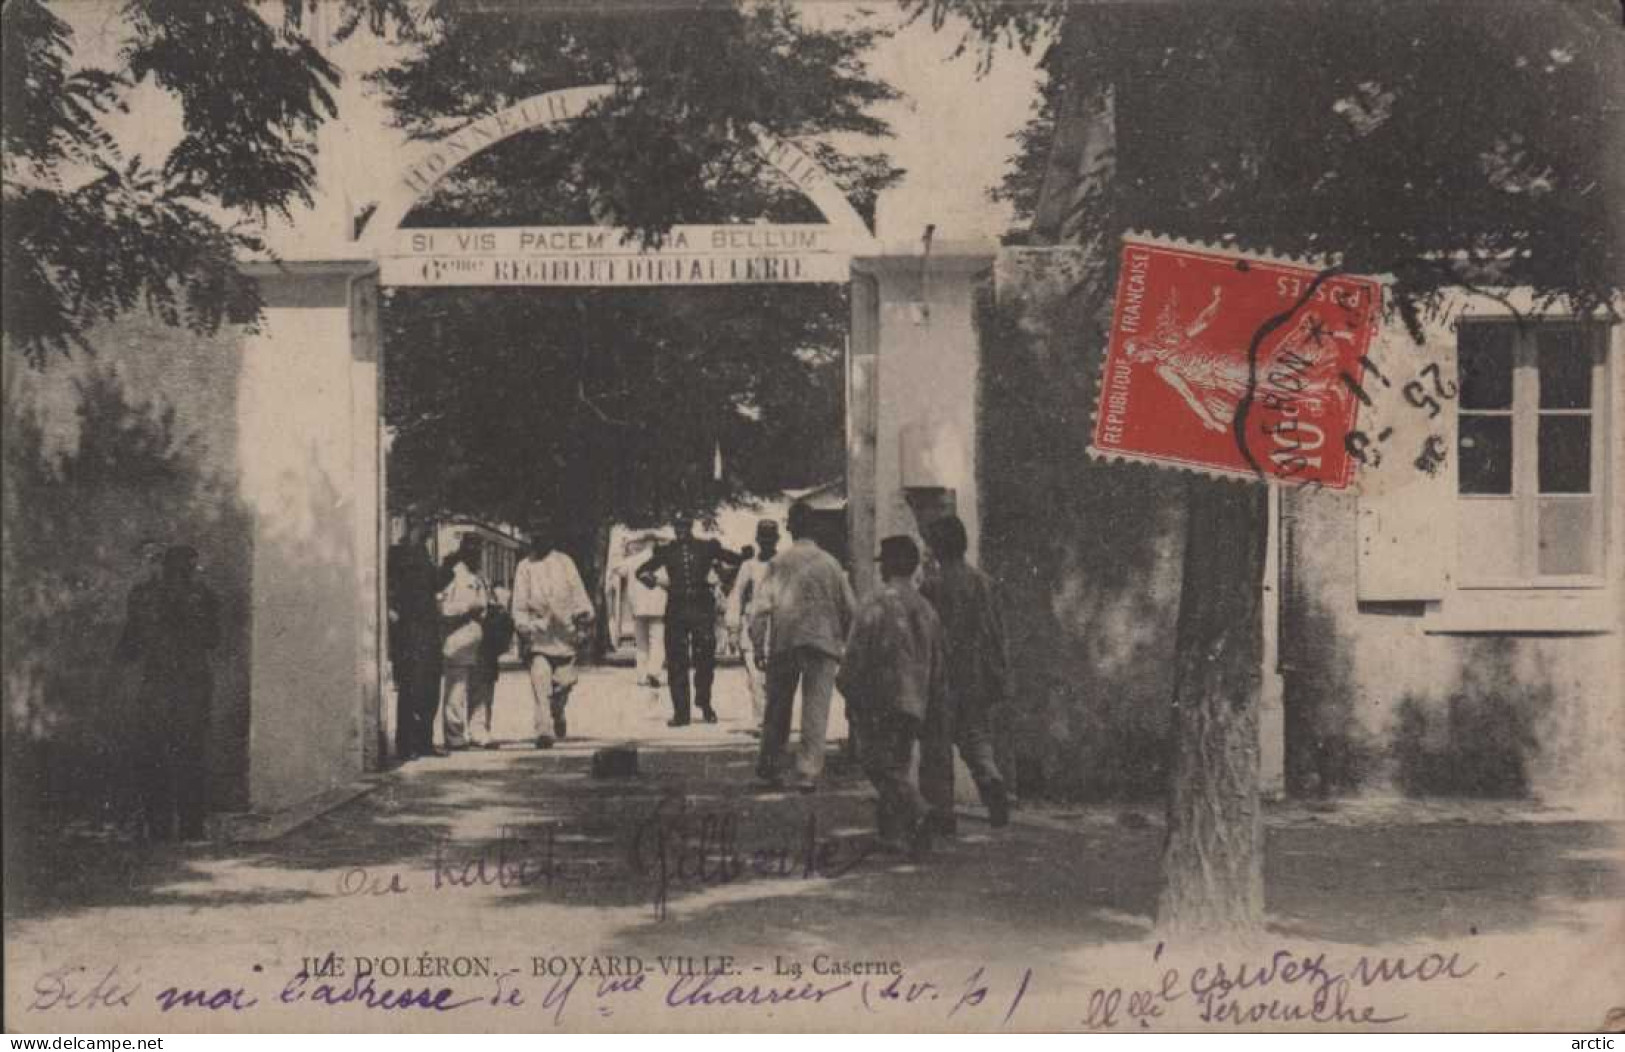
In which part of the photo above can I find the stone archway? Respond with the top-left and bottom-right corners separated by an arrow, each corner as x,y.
355,85 -> 876,252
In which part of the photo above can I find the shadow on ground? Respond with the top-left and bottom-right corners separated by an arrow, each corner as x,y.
6,738 -> 1621,961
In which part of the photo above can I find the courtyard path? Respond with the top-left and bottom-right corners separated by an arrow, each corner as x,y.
7,665 -> 1622,1032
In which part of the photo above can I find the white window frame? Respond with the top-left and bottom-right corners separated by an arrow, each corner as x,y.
1426,297 -> 1620,635
1456,317 -> 1610,589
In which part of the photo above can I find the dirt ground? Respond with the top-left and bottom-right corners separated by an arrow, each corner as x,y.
6,666 -> 1622,1033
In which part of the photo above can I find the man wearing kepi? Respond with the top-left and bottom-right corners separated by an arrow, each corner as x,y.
919,515 -> 1012,833
750,501 -> 855,791
512,525 -> 595,746
637,514 -> 743,727
837,535 -> 946,855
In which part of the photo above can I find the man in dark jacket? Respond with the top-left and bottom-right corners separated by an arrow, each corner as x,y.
387,521 -> 444,759
919,515 -> 1011,832
116,545 -> 220,841
837,535 -> 947,856
636,514 -> 743,726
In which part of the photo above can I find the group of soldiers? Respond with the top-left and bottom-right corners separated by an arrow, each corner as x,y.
387,524 -> 594,756
843,518 -> 1012,855
387,501 -> 1011,857
113,506 -> 1010,857
616,502 -> 1012,856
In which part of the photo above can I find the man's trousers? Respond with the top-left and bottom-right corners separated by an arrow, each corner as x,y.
135,717 -> 208,841
921,694 -> 1006,823
467,666 -> 499,746
526,654 -> 577,739
855,709 -> 929,847
742,643 -> 766,727
633,616 -> 665,683
393,654 -> 441,758
757,646 -> 839,784
441,665 -> 477,748
665,617 -> 717,722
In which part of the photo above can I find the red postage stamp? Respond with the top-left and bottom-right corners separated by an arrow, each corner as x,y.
1089,235 -> 1383,488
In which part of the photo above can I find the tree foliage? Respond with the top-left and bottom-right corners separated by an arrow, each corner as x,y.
933,0 -> 1624,936
1,0 -> 409,366
988,0 -> 1622,318
370,0 -> 901,237
373,2 -> 901,532
384,283 -> 847,531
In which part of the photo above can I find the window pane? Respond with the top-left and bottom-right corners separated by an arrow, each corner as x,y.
1538,327 -> 1591,409
1538,498 -> 1597,576
1458,325 -> 1515,410
1459,415 -> 1513,494
1538,415 -> 1591,493
1458,498 -> 1521,580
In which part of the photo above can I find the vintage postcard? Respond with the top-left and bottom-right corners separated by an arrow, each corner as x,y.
4,0 -> 1622,1036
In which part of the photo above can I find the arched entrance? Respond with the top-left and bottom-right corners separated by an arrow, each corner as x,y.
227,88 -> 994,825
357,86 -> 877,251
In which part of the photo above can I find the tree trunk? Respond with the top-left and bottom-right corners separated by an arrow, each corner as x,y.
1036,4 -> 1271,936
1155,475 -> 1268,940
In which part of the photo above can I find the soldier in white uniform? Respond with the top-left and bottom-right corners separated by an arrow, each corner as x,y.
609,533 -> 668,687
511,525 -> 594,746
726,519 -> 780,735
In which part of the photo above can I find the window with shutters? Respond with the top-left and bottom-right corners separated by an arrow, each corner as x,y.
1456,320 -> 1610,588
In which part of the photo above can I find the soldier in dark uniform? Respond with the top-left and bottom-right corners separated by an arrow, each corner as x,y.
387,521 -> 445,759
115,545 -> 219,841
636,514 -> 743,726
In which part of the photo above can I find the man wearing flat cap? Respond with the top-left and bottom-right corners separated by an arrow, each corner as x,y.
836,535 -> 948,855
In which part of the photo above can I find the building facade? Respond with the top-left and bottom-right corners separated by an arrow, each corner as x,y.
937,252 -> 1624,811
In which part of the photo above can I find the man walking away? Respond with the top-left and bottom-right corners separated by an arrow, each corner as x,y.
836,536 -> 946,856
637,514 -> 743,726
726,519 -> 779,736
116,545 -> 220,841
387,520 -> 444,759
470,586 -> 515,749
438,539 -> 489,751
512,525 -> 594,746
749,501 -> 855,791
920,515 -> 1012,832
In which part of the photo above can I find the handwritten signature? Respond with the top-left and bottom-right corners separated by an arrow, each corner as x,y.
330,796 -> 876,921
629,795 -> 874,919
1078,942 -> 1477,1029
